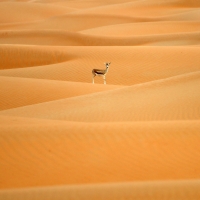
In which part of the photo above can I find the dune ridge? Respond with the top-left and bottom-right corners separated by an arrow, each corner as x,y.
1,180 -> 200,200
0,46 -> 199,85
1,70 -> 199,122
0,0 -> 200,199
80,21 -> 200,36
0,76 -> 121,110
0,30 -> 200,46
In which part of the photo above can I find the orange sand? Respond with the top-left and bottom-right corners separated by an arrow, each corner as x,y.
0,0 -> 200,199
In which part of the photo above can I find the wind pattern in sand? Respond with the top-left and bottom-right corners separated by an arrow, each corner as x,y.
0,0 -> 200,199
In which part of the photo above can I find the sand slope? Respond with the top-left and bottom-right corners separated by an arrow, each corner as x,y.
0,2 -> 74,24
0,0 -> 200,199
80,21 -> 200,36
0,76 -> 121,110
1,180 -> 200,200
1,70 -> 199,121
0,30 -> 200,46
1,119 -> 200,189
0,46 -> 199,85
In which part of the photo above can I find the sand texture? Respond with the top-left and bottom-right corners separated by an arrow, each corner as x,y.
0,0 -> 200,199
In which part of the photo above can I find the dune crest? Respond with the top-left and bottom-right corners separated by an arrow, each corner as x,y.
1,180 -> 200,200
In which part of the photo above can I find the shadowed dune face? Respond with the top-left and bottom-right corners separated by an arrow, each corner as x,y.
0,0 -> 200,199
0,45 -> 72,69
177,0 -> 200,7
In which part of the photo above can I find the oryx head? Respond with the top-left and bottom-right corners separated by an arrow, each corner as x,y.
104,62 -> 111,68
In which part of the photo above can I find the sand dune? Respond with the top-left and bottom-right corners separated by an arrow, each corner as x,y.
0,14 -> 136,32
50,0 -> 133,9
1,180 -> 200,200
0,119 -> 200,189
1,8 -> 199,32
0,0 -> 200,198
0,2 -> 74,24
81,21 -> 200,36
0,30 -> 200,46
70,1 -> 200,19
0,46 -> 199,85
0,44 -> 71,70
1,70 -> 199,121
0,76 -> 121,110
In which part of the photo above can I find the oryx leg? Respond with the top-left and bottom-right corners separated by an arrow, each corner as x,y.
92,74 -> 96,84
103,75 -> 106,84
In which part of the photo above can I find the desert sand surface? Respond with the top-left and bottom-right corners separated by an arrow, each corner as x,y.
0,0 -> 200,199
